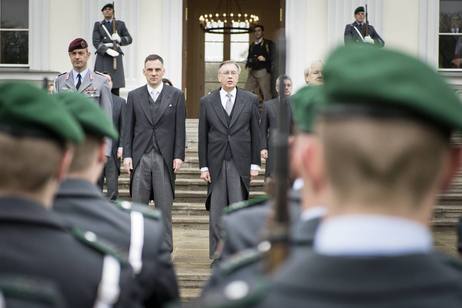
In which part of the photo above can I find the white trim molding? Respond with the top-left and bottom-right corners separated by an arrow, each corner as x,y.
29,0 -> 50,70
418,0 -> 439,67
327,0 -> 383,49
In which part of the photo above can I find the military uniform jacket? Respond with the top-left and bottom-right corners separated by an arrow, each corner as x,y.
0,197 -> 139,308
260,97 -> 294,177
92,19 -> 133,88
254,251 -> 462,308
54,70 -> 113,156
123,85 -> 186,195
53,179 -> 180,306
344,21 -> 385,47
198,88 -> 261,210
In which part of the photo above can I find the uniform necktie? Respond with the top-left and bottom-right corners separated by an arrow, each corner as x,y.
76,73 -> 82,90
225,93 -> 233,116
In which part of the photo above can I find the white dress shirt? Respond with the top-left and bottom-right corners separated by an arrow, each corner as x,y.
314,215 -> 432,256
147,82 -> 163,102
201,87 -> 260,172
72,68 -> 89,87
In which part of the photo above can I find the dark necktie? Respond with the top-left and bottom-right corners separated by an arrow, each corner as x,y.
76,73 -> 82,90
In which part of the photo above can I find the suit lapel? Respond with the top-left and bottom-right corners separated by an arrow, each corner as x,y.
141,87 -> 154,125
152,86 -> 172,126
229,88 -> 245,128
210,90 -> 228,128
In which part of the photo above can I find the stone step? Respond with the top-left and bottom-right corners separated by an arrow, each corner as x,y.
180,288 -> 202,302
119,168 -> 266,180
173,215 -> 209,229
173,203 -> 207,216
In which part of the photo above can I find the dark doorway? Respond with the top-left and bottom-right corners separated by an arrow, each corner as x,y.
183,0 -> 285,118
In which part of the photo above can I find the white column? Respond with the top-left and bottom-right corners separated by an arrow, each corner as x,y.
160,0 -> 183,89
418,0 -> 439,67
29,0 -> 50,70
327,0 -> 383,48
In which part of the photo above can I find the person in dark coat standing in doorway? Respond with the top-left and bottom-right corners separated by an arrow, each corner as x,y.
199,60 -> 261,261
93,3 -> 133,96
123,54 -> 186,253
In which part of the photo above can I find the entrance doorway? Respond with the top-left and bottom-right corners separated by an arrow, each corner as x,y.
183,0 -> 285,118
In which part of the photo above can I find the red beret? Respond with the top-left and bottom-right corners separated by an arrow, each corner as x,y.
68,38 -> 88,52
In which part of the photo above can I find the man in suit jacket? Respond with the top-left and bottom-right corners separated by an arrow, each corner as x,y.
344,6 -> 384,47
123,54 -> 186,253
54,37 -> 113,157
53,92 -> 179,306
92,3 -> 132,96
260,75 -> 294,178
97,73 -> 125,200
199,60 -> 261,260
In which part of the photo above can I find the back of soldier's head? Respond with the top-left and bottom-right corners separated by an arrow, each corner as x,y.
56,92 -> 117,174
0,83 -> 82,194
319,45 -> 462,208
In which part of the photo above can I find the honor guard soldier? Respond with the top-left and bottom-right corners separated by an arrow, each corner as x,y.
54,37 -> 113,158
53,92 -> 180,307
0,83 -> 141,308
204,45 -> 462,308
344,6 -> 384,47
93,3 -> 133,96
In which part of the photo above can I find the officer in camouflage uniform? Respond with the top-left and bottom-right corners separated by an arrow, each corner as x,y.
0,83 -> 142,308
52,92 -> 179,307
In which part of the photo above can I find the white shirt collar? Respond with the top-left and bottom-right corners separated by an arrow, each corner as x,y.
255,38 -> 263,44
219,87 -> 237,108
72,68 -> 89,82
147,82 -> 164,95
292,178 -> 304,191
314,215 -> 432,256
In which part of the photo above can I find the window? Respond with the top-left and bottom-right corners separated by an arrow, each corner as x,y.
0,0 -> 28,66
204,31 -> 249,95
439,0 -> 462,70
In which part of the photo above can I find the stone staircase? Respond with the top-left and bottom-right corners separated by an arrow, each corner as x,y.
116,119 -> 462,301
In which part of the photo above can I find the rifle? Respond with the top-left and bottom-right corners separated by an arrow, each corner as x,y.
264,31 -> 290,274
112,1 -> 117,70
365,4 -> 369,37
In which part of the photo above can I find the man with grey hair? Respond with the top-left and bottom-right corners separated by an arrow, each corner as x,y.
304,60 -> 323,85
260,75 -> 294,178
199,60 -> 261,262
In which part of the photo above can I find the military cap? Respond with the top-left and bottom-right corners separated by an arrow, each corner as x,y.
0,82 -> 83,143
56,92 -> 118,140
291,85 -> 323,133
68,38 -> 88,52
321,44 -> 462,131
101,3 -> 114,11
354,6 -> 365,15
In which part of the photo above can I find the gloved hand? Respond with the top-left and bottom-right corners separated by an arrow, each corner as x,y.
106,48 -> 120,57
364,35 -> 374,44
104,42 -> 114,47
111,33 -> 122,43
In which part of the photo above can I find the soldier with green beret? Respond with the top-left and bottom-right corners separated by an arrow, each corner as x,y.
0,83 -> 142,308
52,92 -> 180,307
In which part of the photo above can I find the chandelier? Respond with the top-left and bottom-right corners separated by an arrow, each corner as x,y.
198,0 -> 260,34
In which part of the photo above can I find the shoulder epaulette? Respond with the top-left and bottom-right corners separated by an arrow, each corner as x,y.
69,227 -> 127,265
0,276 -> 65,306
201,277 -> 269,308
57,72 -> 66,77
224,195 -> 269,215
94,70 -> 105,76
219,241 -> 271,276
112,200 -> 161,221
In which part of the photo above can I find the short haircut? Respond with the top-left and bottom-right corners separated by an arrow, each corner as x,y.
318,116 -> 450,208
0,133 -> 64,192
304,60 -> 323,77
144,54 -> 164,65
276,74 -> 292,87
218,60 -> 241,74
68,135 -> 103,173
253,24 -> 264,32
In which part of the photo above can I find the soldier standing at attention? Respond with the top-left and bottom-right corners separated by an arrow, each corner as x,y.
54,37 -> 113,158
245,25 -> 275,102
93,3 -> 133,96
344,6 -> 384,47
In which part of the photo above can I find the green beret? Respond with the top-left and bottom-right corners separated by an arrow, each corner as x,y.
292,85 -> 323,133
0,82 -> 83,143
354,6 -> 365,15
56,92 -> 118,140
322,44 -> 462,131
